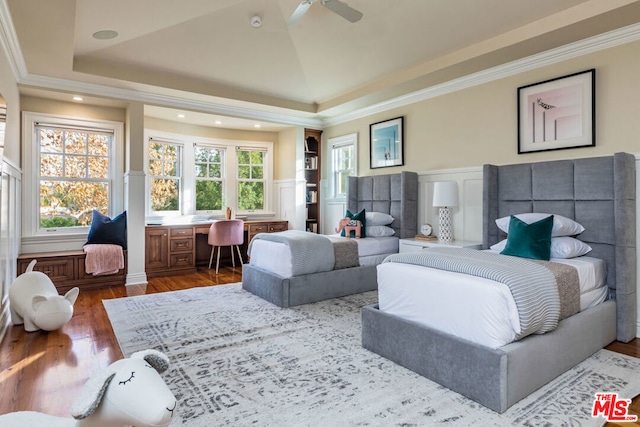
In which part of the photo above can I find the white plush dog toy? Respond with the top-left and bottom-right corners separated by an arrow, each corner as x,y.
0,349 -> 177,427
9,259 -> 79,332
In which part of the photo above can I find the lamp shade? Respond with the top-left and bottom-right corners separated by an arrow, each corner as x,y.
432,181 -> 458,207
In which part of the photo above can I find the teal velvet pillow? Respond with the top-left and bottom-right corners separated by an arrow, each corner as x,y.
500,214 -> 553,260
340,209 -> 366,238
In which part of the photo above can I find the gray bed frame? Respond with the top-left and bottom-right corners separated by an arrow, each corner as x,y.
362,152 -> 636,413
242,171 -> 418,308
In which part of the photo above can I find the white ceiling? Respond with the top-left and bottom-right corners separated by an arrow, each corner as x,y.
7,0 -> 640,130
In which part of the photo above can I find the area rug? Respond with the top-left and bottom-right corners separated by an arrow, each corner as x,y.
103,284 -> 640,426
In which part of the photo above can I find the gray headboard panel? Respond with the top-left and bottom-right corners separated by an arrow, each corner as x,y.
346,171 -> 418,239
482,152 -> 636,342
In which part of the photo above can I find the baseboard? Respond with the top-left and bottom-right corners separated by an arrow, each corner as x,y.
126,272 -> 148,287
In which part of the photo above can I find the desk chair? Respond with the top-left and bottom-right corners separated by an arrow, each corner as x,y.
208,219 -> 244,274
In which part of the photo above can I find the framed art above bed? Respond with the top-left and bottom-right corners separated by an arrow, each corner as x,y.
518,69 -> 595,154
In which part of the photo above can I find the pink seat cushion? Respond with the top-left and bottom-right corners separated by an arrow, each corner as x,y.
208,220 -> 244,246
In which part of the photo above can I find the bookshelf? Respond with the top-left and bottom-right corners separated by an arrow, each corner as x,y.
305,128 -> 322,233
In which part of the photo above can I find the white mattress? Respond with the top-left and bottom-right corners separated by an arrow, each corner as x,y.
249,235 -> 398,278
377,255 -> 607,349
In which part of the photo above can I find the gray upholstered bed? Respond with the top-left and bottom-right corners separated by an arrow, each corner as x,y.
242,171 -> 418,308
361,152 -> 636,413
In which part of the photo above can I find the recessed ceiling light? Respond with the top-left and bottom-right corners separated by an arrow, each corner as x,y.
73,96 -> 83,101
177,114 -> 185,118
92,30 -> 119,40
215,120 -> 222,125
254,124 -> 261,128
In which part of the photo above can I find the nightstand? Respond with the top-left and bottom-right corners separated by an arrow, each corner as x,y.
398,238 -> 482,253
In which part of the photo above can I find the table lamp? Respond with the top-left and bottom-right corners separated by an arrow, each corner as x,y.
432,181 -> 458,243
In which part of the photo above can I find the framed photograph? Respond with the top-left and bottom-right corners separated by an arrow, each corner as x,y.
370,116 -> 404,168
518,69 -> 595,154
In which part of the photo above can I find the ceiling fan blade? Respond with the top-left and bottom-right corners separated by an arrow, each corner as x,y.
321,0 -> 363,23
288,0 -> 314,25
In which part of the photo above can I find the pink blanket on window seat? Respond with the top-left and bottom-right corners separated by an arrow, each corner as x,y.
83,244 -> 124,276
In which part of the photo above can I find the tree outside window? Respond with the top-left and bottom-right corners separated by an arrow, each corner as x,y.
37,126 -> 112,228
237,149 -> 265,210
149,141 -> 181,212
329,133 -> 357,198
195,146 -> 225,211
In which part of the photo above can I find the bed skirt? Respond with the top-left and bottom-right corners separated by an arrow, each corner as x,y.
361,300 -> 616,413
242,264 -> 377,308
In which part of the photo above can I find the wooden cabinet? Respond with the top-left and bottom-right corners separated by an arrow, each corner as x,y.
145,226 -> 196,277
247,221 -> 288,245
146,220 -> 288,277
305,128 -> 322,233
17,250 -> 127,292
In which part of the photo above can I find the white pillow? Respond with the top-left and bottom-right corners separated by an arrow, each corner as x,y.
365,211 -> 394,226
490,236 -> 592,259
365,225 -> 395,237
495,213 -> 585,237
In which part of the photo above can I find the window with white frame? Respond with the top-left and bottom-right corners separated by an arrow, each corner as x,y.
148,139 -> 182,213
144,131 -> 272,218
236,147 -> 266,210
329,133 -> 358,198
194,145 -> 225,211
22,112 -> 123,238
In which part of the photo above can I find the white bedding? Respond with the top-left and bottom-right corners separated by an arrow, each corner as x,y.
377,255 -> 607,348
249,235 -> 398,278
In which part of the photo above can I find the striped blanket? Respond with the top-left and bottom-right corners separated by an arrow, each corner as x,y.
383,248 -> 580,340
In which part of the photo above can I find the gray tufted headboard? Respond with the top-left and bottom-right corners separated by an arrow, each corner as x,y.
346,171 -> 418,239
482,152 -> 636,342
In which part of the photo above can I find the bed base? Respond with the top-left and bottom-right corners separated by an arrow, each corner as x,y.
242,264 -> 378,308
361,301 -> 616,413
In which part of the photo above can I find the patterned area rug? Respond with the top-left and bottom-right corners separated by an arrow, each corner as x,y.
103,284 -> 640,426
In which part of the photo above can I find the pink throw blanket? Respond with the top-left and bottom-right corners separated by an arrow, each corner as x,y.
83,244 -> 124,276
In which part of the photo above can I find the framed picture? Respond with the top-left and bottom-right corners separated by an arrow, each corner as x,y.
370,116 -> 404,168
518,69 -> 595,154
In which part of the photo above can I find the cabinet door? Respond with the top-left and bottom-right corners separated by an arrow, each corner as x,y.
145,228 -> 169,269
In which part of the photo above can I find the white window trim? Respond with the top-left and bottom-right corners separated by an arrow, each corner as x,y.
22,111 -> 124,247
328,133 -> 358,200
144,129 -> 274,222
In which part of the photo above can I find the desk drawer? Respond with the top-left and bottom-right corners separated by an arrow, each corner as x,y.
171,227 -> 194,237
248,224 -> 268,234
170,253 -> 193,268
268,222 -> 287,232
170,238 -> 193,252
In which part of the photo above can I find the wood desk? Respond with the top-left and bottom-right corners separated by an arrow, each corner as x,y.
145,220 -> 288,277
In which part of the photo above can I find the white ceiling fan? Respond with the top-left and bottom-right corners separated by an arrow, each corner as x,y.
288,0 -> 363,25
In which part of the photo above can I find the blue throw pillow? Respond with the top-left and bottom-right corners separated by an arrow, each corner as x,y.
86,210 -> 127,249
340,209 -> 366,238
500,214 -> 553,260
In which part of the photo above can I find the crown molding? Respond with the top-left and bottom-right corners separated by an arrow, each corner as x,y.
321,22 -> 640,127
19,74 -> 324,129
0,0 -> 27,80
1,0 -> 638,131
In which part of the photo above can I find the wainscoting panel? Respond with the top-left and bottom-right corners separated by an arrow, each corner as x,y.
0,159 -> 21,342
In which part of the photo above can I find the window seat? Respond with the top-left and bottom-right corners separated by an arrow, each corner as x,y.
17,250 -> 127,292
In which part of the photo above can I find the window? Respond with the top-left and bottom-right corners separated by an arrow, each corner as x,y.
329,133 -> 358,198
144,130 -> 273,219
148,139 -> 182,213
236,148 -> 265,210
37,125 -> 112,228
23,112 -> 123,241
195,145 -> 225,211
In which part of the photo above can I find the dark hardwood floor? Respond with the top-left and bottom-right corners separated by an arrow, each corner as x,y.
0,265 -> 638,423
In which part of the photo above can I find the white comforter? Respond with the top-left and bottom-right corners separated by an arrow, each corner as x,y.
377,255 -> 607,348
